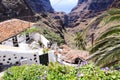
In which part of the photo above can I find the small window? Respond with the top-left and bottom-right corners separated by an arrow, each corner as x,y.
3,55 -> 6,58
7,61 -> 10,63
14,57 -> 17,59
8,58 -> 11,60
3,59 -> 5,61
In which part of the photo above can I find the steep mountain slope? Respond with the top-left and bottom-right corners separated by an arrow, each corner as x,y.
0,0 -> 54,21
64,0 -> 120,47
67,0 -> 116,31
111,0 -> 120,8
25,0 -> 54,13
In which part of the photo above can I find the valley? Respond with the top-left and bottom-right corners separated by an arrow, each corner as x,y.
0,0 -> 120,79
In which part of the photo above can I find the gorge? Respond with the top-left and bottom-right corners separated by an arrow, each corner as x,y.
0,0 -> 120,79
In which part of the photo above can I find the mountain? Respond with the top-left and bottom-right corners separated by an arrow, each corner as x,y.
25,0 -> 54,13
110,0 -> 120,8
67,0 -> 116,31
0,0 -> 119,46
62,0 -> 120,47
0,0 -> 54,21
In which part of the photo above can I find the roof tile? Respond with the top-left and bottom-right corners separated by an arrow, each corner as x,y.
0,19 -> 34,42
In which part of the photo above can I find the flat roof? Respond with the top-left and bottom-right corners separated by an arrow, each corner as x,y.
0,45 -> 21,50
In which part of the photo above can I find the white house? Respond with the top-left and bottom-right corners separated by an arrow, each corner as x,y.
0,19 -> 34,47
0,19 -> 56,66
0,19 -> 50,48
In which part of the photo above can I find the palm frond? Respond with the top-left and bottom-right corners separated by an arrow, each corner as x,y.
100,14 -> 120,25
74,32 -> 86,50
85,8 -> 120,67
87,40 -> 120,60
97,25 -> 120,40
90,36 -> 120,53
107,8 -> 120,15
95,44 -> 120,67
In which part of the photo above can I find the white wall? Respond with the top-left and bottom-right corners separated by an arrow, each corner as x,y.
2,38 -> 13,46
31,33 -> 50,47
17,34 -> 26,43
48,50 -> 56,62
40,34 -> 50,47
1,34 -> 27,46
0,46 -> 57,66
2,33 -> 50,48
0,49 -> 40,65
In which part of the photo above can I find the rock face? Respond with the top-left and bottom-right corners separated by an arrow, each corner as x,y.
111,0 -> 120,8
50,12 -> 68,28
75,0 -> 114,11
67,0 -> 115,29
0,0 -> 54,21
25,0 -> 54,13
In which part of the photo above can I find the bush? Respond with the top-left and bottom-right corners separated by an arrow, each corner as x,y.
39,28 -> 65,46
77,63 -> 120,80
47,62 -> 77,80
3,65 -> 47,80
2,63 -> 120,80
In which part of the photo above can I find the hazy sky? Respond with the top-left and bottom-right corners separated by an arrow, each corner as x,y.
50,0 -> 78,13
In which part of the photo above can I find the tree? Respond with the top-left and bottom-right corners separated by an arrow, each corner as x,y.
86,8 -> 120,67
74,32 -> 86,50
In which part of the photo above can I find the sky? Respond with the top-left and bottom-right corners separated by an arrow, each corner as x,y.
50,0 -> 78,13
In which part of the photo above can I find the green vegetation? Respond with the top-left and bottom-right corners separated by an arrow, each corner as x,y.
20,26 -> 65,46
87,8 -> 120,67
43,48 -> 49,54
3,63 -> 120,80
74,8 -> 120,67
47,62 -> 77,80
3,65 -> 47,80
38,28 -> 65,46
20,27 -> 40,35
74,32 -> 86,50
77,63 -> 120,80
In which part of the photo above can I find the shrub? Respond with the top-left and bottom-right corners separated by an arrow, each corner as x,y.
3,65 -> 47,80
43,48 -> 49,54
47,62 -> 77,80
77,63 -> 120,80
2,63 -> 120,80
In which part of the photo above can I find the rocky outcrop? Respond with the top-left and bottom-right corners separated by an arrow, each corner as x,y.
67,0 -> 115,29
50,12 -> 68,28
0,0 -> 54,21
25,0 -> 54,13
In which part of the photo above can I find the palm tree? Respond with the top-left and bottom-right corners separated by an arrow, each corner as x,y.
74,32 -> 86,50
85,8 -> 120,67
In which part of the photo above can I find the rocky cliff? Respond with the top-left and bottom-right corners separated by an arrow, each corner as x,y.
111,0 -> 120,8
67,0 -> 116,30
0,0 -> 54,21
25,0 -> 54,13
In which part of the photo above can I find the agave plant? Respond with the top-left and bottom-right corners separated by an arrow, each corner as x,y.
85,8 -> 120,67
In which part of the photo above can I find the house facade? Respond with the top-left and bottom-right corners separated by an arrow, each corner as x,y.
0,19 -> 55,67
0,19 -> 35,47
